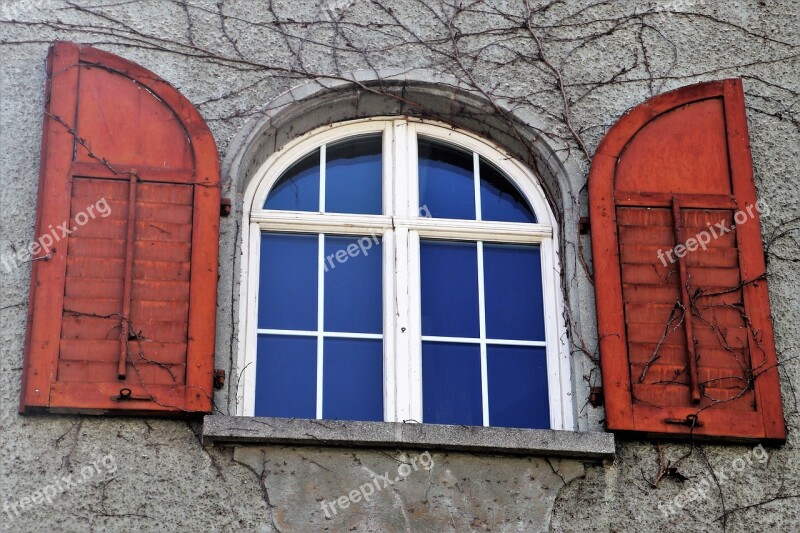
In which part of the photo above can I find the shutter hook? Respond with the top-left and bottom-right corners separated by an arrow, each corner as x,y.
111,388 -> 151,401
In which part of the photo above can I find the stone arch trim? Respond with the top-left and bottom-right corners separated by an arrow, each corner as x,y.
219,71 -> 593,428
222,70 -> 581,219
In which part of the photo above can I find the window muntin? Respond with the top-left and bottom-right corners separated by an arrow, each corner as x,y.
241,119 -> 573,431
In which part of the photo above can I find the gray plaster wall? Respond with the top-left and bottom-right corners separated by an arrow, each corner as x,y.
0,0 -> 798,531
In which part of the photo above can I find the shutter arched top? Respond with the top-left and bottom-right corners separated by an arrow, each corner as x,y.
590,79 -> 785,442
21,41 -> 220,415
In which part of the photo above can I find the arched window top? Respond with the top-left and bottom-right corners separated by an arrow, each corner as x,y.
249,119 -> 555,228
262,129 -> 537,224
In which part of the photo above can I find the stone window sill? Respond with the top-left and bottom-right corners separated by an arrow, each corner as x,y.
202,415 -> 615,459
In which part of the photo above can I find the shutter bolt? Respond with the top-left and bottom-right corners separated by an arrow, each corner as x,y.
663,414 -> 703,428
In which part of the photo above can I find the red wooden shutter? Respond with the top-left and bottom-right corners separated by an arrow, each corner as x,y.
20,42 -> 220,415
590,79 -> 785,442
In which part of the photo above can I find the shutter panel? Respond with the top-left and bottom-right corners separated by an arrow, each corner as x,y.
590,79 -> 785,442
20,42 -> 220,415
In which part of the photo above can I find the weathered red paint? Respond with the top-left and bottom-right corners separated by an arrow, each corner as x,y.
590,79 -> 785,442
20,41 -> 220,415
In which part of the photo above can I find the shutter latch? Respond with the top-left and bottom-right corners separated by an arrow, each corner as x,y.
663,414 -> 703,428
111,388 -> 151,402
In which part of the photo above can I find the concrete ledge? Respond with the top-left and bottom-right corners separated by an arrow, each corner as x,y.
203,415 -> 615,459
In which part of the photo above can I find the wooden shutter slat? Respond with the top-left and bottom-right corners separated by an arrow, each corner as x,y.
70,161 -> 197,183
590,79 -> 785,442
20,42 -> 220,416
615,193 -> 737,209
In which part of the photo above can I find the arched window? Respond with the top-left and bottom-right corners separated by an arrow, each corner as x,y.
239,119 -> 572,430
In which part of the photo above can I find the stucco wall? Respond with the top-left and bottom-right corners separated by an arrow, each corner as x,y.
1,0 -> 798,531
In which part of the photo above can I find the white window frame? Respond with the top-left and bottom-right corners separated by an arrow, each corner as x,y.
236,117 -> 574,431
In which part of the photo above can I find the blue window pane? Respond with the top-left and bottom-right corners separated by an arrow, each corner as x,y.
418,139 -> 476,220
484,244 -> 545,341
324,235 -> 382,334
259,233 -> 318,330
264,150 -> 320,211
420,240 -> 479,338
422,342 -> 482,425
255,334 -> 316,418
323,338 -> 383,421
326,135 -> 382,215
479,159 -> 537,223
487,345 -> 549,429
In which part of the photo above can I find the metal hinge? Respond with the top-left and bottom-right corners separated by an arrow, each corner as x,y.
220,197 -> 232,217
589,386 -> 604,407
213,369 -> 226,390
578,216 -> 591,235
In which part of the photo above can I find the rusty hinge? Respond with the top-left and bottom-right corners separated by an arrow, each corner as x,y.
220,197 -> 232,217
578,216 -> 591,235
664,414 -> 703,428
213,369 -> 226,390
589,386 -> 604,407
111,388 -> 151,402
